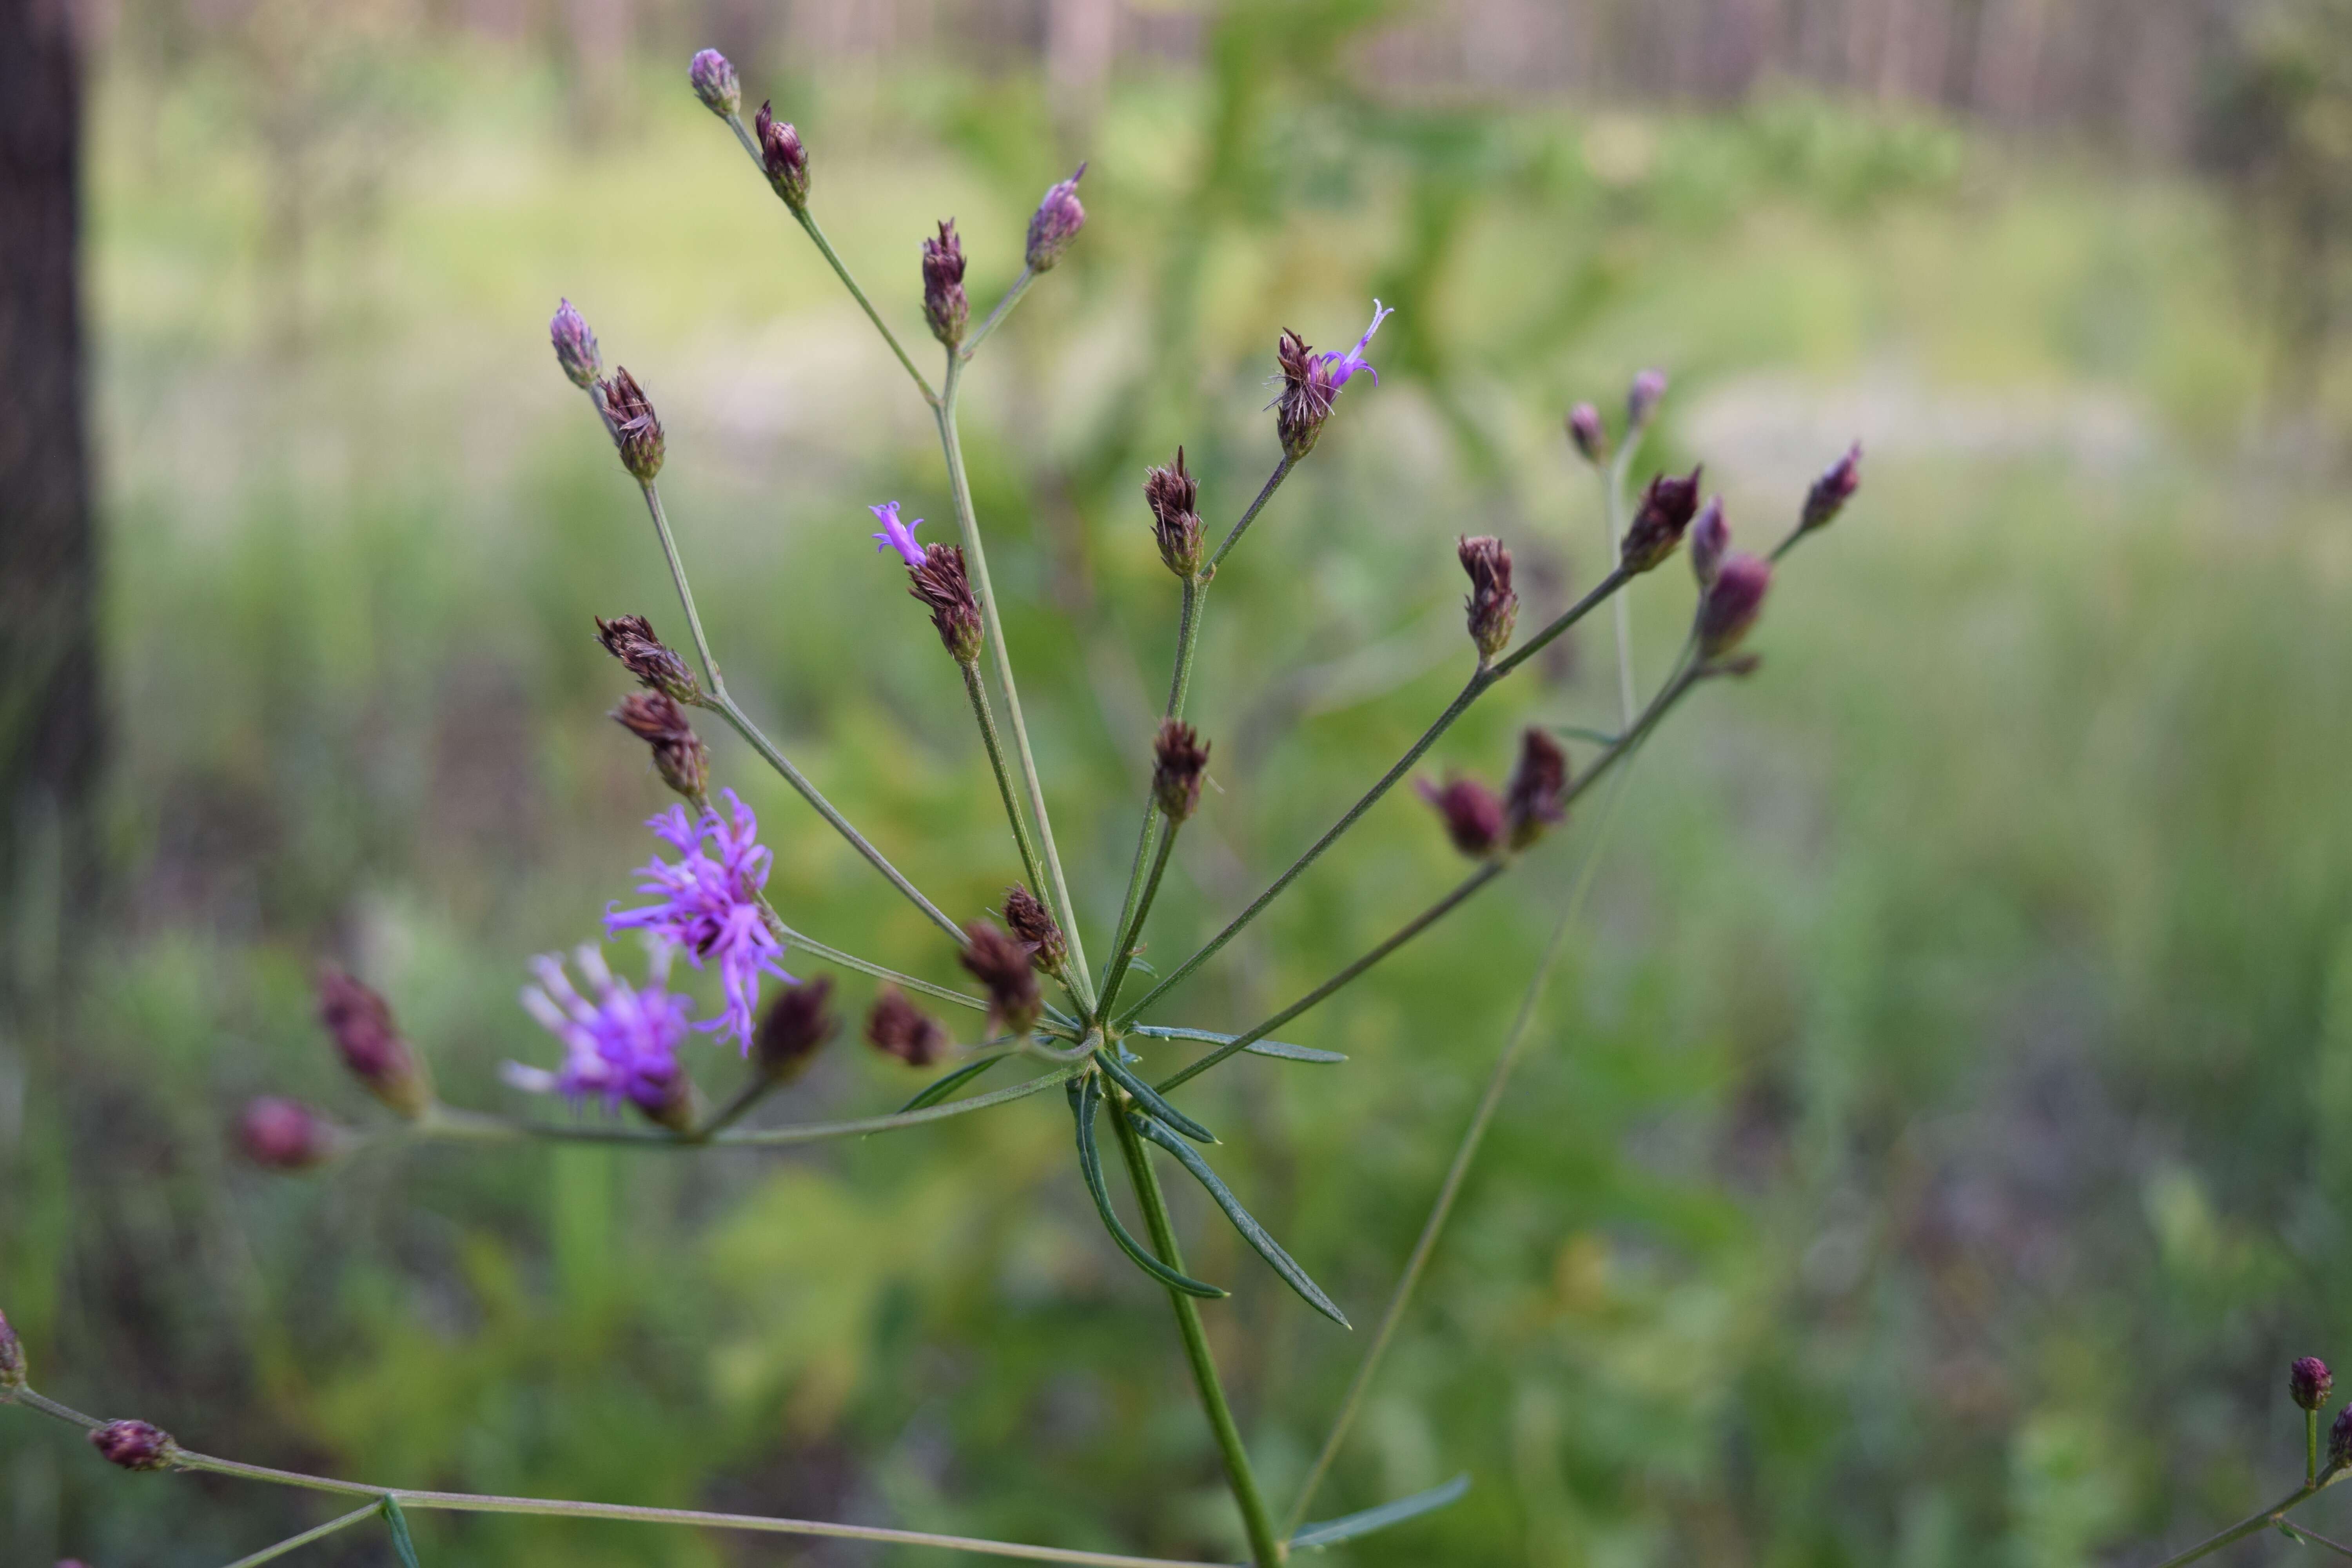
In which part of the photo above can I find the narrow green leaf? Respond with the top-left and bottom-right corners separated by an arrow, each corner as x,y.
1129,1111 -> 1350,1328
891,1054 -> 1005,1114
1068,1080 -> 1226,1300
380,1498 -> 422,1568
1127,1025 -> 1345,1063
1095,1049 -> 1217,1143
1291,1474 -> 1471,1551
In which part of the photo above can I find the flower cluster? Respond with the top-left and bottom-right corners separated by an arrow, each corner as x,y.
605,790 -> 791,1048
1272,301 -> 1393,458
508,944 -> 696,1128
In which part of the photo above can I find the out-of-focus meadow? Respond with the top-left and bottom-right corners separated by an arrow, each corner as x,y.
9,0 -> 2352,1562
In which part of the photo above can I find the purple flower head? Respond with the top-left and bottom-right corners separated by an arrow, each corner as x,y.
688,49 -> 740,117
1321,299 -> 1394,391
870,501 -> 927,568
508,942 -> 694,1120
604,789 -> 791,1047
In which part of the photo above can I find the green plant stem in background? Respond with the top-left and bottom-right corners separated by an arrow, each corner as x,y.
1599,439 -> 1641,727
221,1502 -> 385,1568
1105,1105 -> 1288,1568
2149,1473 -> 2348,1568
961,659 -> 1054,915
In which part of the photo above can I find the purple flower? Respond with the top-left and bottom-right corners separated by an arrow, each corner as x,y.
508,943 -> 694,1118
1322,300 -> 1393,391
870,501 -> 927,568
605,789 -> 790,1047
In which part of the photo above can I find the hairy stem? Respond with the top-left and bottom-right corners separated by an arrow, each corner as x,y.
1105,1103 -> 1287,1568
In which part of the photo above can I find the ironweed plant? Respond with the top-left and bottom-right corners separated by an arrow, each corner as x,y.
1,49 -> 1869,1568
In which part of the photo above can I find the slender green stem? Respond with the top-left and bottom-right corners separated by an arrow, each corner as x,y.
962,267 -> 1038,359
1486,564 -> 1632,680
2313,1408 -> 2322,1487
691,1074 -> 777,1141
1105,1105 -> 1286,1568
2286,1522 -> 2352,1560
935,355 -> 1094,1000
1598,445 -> 1638,728
1209,456 -> 1296,569
2149,1476 -> 2343,1568
754,897 -> 988,1012
222,1502 -> 384,1568
1098,820 -> 1180,1020
960,659 -> 1053,919
1099,575 -> 1206,1023
640,481 -> 725,691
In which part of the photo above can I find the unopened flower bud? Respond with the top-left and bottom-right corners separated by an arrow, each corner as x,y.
1151,720 -> 1210,824
2294,1357 -> 2335,1412
1800,441 -> 1862,534
1418,777 -> 1505,858
1457,535 -> 1518,664
631,1071 -> 696,1133
1273,328 -> 1338,459
1145,448 -> 1206,580
866,986 -> 951,1068
1004,885 -> 1067,976
2331,1405 -> 2352,1470
316,969 -> 432,1118
1688,496 -> 1728,589
237,1097 -> 348,1171
1626,367 -> 1667,428
612,691 -> 710,799
91,1420 -> 175,1472
755,977 -> 836,1083
688,48 -> 740,117
595,613 -> 699,702
597,367 -> 664,482
0,1307 -> 25,1394
1697,552 -> 1772,660
1621,465 -> 1702,573
1504,728 -> 1569,849
961,920 -> 1043,1038
550,299 -> 601,389
755,101 -> 809,210
1025,163 -> 1087,272
1567,401 -> 1608,465
922,220 -> 969,348
907,543 -> 985,664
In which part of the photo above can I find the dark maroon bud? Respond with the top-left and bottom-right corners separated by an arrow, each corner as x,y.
596,367 -> 664,482
755,978 -> 837,1083
1417,777 -> 1506,858
1504,728 -> 1570,849
1457,535 -> 1518,664
237,1098 -> 347,1171
1626,367 -> 1667,428
612,691 -> 710,799
550,298 -> 601,388
1688,496 -> 1729,589
595,613 -> 699,702
1025,163 -> 1087,272
1800,441 -> 1862,534
2332,1405 -> 2352,1470
907,543 -> 985,664
1566,401 -> 1608,465
2294,1357 -> 2335,1412
1697,552 -> 1772,660
316,969 -> 432,1118
688,49 -> 740,117
866,986 -> 951,1068
1151,720 -> 1210,824
629,1068 -> 696,1133
1273,328 -> 1338,459
91,1420 -> 175,1472
1004,885 -> 1068,977
960,920 -> 1043,1038
1145,448 -> 1206,581
754,100 -> 809,209
1620,465 -> 1703,573
0,1306 -> 24,1393
922,220 -> 969,348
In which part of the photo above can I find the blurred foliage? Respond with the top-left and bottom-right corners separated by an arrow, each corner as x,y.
5,3 -> 2352,1566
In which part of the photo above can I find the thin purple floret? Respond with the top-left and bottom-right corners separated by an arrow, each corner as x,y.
870,501 -> 927,568
605,788 -> 791,1049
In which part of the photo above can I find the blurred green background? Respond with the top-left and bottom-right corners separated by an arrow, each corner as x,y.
9,0 -> 2352,1563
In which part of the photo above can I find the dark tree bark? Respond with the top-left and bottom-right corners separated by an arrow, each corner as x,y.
0,0 -> 100,926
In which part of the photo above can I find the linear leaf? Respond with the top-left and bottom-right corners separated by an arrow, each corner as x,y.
1068,1079 -> 1226,1300
1129,1111 -> 1350,1328
381,1498 -> 423,1568
1095,1050 -> 1217,1143
1290,1474 -> 1471,1551
1128,1025 -> 1345,1064
891,1054 -> 1005,1114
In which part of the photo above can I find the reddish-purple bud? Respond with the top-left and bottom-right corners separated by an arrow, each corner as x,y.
1025,163 -> 1087,272
1004,885 -> 1068,977
237,1098 -> 347,1171
596,613 -> 699,702
688,48 -> 740,117
612,691 -> 710,799
907,543 -> 985,664
1152,720 -> 1210,824
961,920 -> 1043,1038
1418,777 -> 1506,858
1567,401 -> 1608,465
1458,535 -> 1518,664
866,986 -> 951,1068
1504,728 -> 1570,848
1274,328 -> 1339,459
1145,448 -> 1206,580
1698,552 -> 1772,659
1800,441 -> 1862,533
922,220 -> 969,348
1688,496 -> 1729,589
755,101 -> 810,209
316,969 -> 432,1118
1626,367 -> 1667,428
91,1420 -> 174,1472
550,299 -> 602,389
2294,1357 -> 2335,1412
0,1307 -> 24,1393
755,978 -> 837,1083
596,367 -> 664,482
1621,465 -> 1703,573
